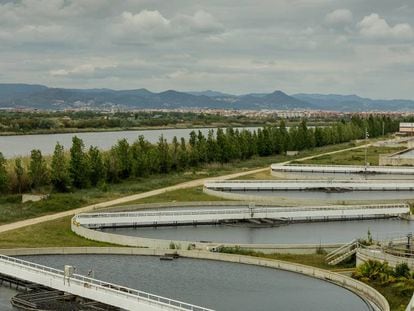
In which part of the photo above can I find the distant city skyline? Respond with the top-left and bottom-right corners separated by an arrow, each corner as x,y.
0,0 -> 414,99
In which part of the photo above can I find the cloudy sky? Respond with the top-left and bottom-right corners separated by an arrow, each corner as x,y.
0,0 -> 414,99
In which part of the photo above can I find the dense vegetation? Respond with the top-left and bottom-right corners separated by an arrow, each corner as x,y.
0,111 -> 275,134
0,115 -> 398,194
353,260 -> 414,311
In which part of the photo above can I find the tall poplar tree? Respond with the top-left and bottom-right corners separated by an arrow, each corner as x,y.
29,149 -> 49,189
88,146 -> 105,186
51,142 -> 71,192
0,152 -> 8,193
69,136 -> 89,188
14,158 -> 25,194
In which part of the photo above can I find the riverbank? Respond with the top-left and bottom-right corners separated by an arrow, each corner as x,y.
0,123 -> 256,137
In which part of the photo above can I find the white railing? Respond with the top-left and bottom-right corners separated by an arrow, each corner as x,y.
73,204 -> 409,229
271,163 -> 414,174
76,203 -> 410,219
0,254 -> 213,311
326,239 -> 358,261
204,180 -> 414,190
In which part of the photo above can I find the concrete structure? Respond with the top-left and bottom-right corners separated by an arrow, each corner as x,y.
74,203 -> 410,228
21,194 -> 48,203
72,215 -> 342,252
204,179 -> 414,191
400,123 -> 414,134
406,293 -> 414,311
286,150 -> 299,156
0,247 -> 390,311
271,164 -> 414,179
71,203 -> 409,252
356,247 -> 414,269
0,253 -> 212,311
203,179 -> 414,204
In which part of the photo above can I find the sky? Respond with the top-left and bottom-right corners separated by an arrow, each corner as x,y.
0,0 -> 414,99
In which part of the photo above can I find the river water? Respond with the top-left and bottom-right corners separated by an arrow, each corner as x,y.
0,127 -> 258,158
102,218 -> 414,244
0,254 -> 370,311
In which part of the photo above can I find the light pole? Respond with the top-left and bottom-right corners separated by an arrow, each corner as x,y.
364,128 -> 369,174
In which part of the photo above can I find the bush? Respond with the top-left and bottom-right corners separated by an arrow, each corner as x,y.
395,263 -> 411,278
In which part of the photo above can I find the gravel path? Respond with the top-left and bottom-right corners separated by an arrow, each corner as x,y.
0,141 -> 375,234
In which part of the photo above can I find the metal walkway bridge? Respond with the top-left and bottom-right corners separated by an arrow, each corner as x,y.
73,203 -> 410,229
204,180 -> 414,191
271,164 -> 414,176
0,254 -> 213,311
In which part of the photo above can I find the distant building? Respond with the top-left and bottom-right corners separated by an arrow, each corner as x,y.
400,122 -> 414,134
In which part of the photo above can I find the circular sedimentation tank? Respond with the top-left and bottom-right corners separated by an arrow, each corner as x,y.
10,254 -> 373,311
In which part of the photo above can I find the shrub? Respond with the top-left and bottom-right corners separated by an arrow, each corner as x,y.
395,263 -> 410,278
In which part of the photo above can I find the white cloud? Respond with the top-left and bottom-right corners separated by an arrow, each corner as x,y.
50,63 -> 117,78
325,9 -> 353,26
111,9 -> 224,43
358,13 -> 414,40
174,10 -> 223,34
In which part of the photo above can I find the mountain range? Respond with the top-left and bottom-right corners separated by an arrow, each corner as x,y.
0,83 -> 413,112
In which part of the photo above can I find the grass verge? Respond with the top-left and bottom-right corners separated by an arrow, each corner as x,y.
0,140 -> 363,225
0,216 -> 114,249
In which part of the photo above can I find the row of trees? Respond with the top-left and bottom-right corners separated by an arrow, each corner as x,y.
0,116 -> 399,194
0,110 -> 263,133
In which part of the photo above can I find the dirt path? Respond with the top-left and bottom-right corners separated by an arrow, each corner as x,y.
0,141 -> 375,234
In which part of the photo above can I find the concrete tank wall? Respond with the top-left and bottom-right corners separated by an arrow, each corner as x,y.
0,247 -> 389,311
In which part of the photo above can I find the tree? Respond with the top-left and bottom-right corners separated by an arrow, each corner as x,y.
130,136 -> 151,177
69,136 -> 89,188
0,152 -> 8,193
206,130 -> 218,162
113,139 -> 130,179
29,149 -> 49,189
14,158 -> 25,193
188,131 -> 199,166
88,146 -> 105,186
279,120 -> 289,153
50,142 -> 71,192
216,128 -> 230,162
178,138 -> 188,169
157,135 -> 171,173
104,150 -> 120,183
171,136 -> 180,171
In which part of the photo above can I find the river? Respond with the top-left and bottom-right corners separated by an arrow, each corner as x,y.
0,127 -> 259,158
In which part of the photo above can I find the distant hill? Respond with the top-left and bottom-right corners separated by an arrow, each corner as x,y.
186,90 -> 233,97
0,84 -> 413,111
237,91 -> 311,109
0,84 -> 311,111
293,93 -> 414,112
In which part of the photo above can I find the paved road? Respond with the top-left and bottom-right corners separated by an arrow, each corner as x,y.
0,141 -> 377,234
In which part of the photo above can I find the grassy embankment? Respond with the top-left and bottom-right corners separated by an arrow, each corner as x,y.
0,139 -> 372,248
1,140 -> 372,226
241,145 -> 405,180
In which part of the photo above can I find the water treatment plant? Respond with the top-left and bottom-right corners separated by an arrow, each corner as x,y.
3,139 -> 414,311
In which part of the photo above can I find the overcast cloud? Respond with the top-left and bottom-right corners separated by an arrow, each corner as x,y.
0,0 -> 414,99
